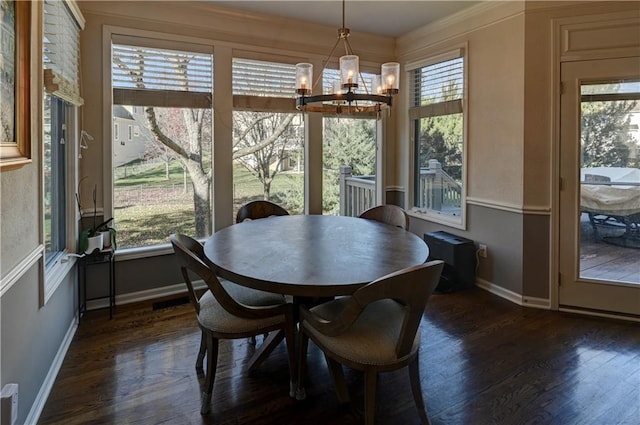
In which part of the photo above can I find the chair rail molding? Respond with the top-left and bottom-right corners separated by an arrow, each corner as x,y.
1,244 -> 44,298
466,196 -> 551,215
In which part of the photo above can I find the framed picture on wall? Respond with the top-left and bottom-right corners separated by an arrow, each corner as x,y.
1,0 -> 32,171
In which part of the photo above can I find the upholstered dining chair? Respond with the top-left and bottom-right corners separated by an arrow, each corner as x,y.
236,200 -> 290,345
359,204 -> 410,230
170,234 -> 296,414
296,260 -> 444,425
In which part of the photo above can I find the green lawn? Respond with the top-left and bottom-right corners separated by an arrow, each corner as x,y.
113,161 -> 304,248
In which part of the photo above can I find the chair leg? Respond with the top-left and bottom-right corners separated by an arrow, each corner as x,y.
324,354 -> 350,404
364,370 -> 378,425
201,334 -> 219,415
409,354 -> 431,425
283,310 -> 297,398
296,331 -> 310,400
196,330 -> 206,372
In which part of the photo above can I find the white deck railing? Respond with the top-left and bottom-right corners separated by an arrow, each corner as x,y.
339,166 -> 376,217
339,160 -> 462,216
417,159 -> 462,212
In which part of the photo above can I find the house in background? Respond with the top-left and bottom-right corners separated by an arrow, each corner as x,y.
1,1 -> 638,423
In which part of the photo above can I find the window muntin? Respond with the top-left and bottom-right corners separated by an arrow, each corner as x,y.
111,42 -> 214,248
411,54 -> 465,223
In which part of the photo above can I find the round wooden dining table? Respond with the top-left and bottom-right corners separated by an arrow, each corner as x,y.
203,214 -> 429,298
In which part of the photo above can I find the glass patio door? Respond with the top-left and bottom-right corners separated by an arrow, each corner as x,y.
559,57 -> 640,317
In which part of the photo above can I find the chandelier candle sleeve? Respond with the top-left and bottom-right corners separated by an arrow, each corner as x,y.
340,55 -> 359,88
371,75 -> 382,94
381,62 -> 400,94
296,63 -> 313,95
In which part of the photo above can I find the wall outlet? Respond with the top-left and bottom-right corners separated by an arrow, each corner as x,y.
478,243 -> 488,258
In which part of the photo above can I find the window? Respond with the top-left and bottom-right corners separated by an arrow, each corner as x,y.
321,69 -> 378,216
111,41 -> 213,248
43,94 -> 68,265
231,58 -> 304,218
114,123 -> 119,140
128,124 -> 133,141
42,0 -> 83,304
410,51 -> 466,225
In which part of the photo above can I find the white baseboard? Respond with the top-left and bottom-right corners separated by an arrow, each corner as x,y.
475,278 -> 550,309
26,316 -> 78,425
86,281 -> 207,311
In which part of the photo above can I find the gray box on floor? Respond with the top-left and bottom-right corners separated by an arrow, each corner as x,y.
424,231 -> 476,292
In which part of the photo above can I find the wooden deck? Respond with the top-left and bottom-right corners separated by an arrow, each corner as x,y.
580,214 -> 639,284
38,289 -> 640,425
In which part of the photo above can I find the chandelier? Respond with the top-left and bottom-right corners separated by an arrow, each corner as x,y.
295,0 -> 399,115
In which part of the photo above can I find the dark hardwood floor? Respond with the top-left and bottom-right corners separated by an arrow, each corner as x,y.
39,288 -> 639,425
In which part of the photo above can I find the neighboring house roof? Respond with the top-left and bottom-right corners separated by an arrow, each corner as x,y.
114,105 -> 135,121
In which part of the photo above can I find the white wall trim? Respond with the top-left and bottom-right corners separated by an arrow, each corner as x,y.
475,277 -> 550,310
41,254 -> 77,306
522,295 -> 551,310
25,316 -> 78,425
558,307 -> 640,323
0,244 -> 44,298
475,277 -> 523,305
466,196 -> 551,215
86,281 -> 207,311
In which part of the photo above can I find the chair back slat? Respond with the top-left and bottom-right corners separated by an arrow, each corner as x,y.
236,200 -> 289,223
324,261 -> 443,358
170,234 -> 284,319
359,204 -> 410,230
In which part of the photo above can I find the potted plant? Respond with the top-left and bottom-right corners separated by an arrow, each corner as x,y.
77,184 -> 116,253
96,217 -> 117,250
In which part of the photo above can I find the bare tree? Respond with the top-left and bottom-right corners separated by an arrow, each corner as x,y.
232,112 -> 299,199
114,49 -> 297,236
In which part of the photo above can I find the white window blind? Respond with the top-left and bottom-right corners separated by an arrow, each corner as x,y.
232,58 -> 296,98
112,43 -> 213,108
409,57 -> 464,120
43,0 -> 83,106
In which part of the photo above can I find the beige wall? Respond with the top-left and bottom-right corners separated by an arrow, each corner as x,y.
397,1 -> 638,300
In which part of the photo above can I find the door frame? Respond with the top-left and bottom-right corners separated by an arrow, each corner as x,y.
550,12 -> 640,318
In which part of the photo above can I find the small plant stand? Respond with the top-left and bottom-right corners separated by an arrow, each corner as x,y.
78,248 -> 115,320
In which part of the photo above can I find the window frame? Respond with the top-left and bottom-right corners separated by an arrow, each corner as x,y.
407,47 -> 468,229
40,0 -> 83,306
41,96 -> 79,306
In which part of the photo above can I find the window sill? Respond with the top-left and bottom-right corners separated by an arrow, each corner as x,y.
114,244 -> 174,261
43,251 -> 77,306
407,208 -> 466,230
